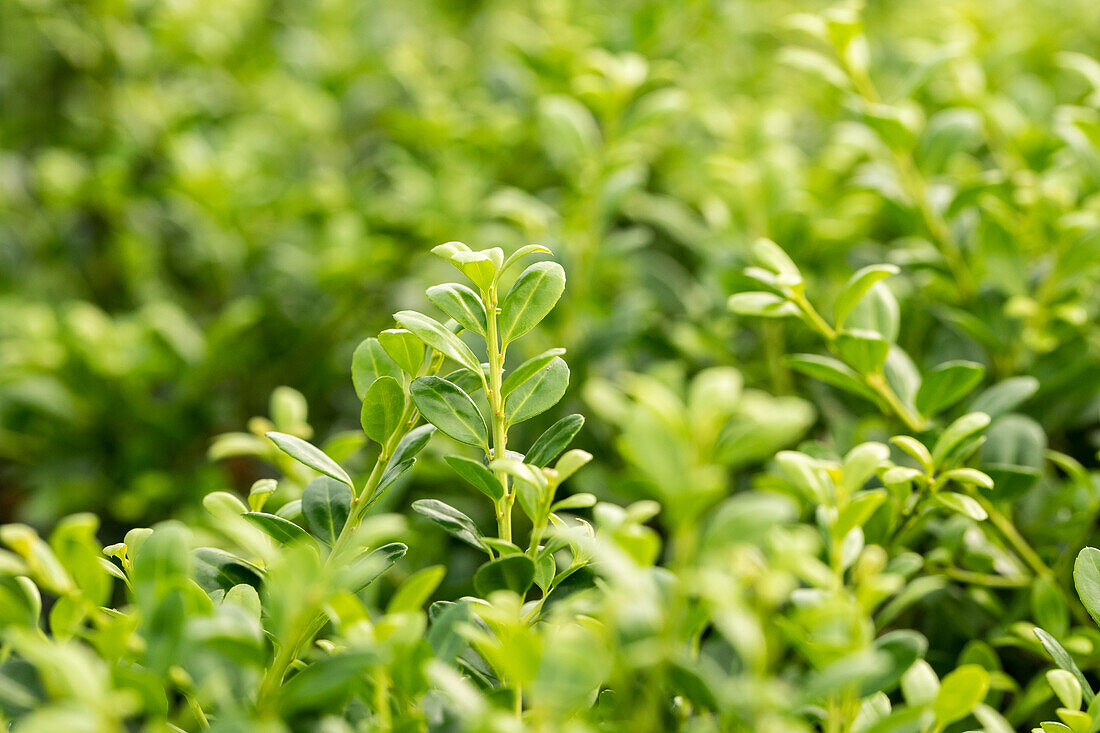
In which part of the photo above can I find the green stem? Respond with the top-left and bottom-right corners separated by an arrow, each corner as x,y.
484,285 -> 511,543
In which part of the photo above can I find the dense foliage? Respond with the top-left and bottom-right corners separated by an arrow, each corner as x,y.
6,0 -> 1100,731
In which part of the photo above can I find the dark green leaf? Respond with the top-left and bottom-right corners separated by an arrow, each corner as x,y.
787,354 -> 879,403
302,476 -> 352,545
426,283 -> 488,337
266,432 -> 353,488
970,376 -> 1039,419
1074,547 -> 1100,628
410,377 -> 488,448
498,262 -> 566,344
412,499 -> 487,553
394,310 -> 482,373
501,348 -> 566,398
277,651 -> 379,715
360,376 -> 406,444
504,357 -> 569,424
444,456 -> 504,502
473,554 -> 535,597
192,548 -> 263,593
242,513 -> 310,546
525,414 -> 585,467
388,424 -> 435,466
1034,627 -> 1095,704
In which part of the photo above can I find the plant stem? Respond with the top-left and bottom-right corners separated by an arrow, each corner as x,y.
484,285 -> 511,543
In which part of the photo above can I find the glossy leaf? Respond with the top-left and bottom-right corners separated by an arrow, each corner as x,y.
412,499 -> 488,552
410,377 -> 488,448
501,348 -> 566,398
525,414 -> 585,467
394,310 -> 483,373
241,513 -> 310,546
360,376 -> 406,444
473,554 -> 536,597
504,356 -> 569,424
835,264 -> 900,329
915,360 -> 985,417
378,328 -> 425,375
426,283 -> 488,337
498,261 -> 566,344
444,455 -> 504,502
302,476 -> 352,545
266,432 -> 353,488
352,338 -> 402,400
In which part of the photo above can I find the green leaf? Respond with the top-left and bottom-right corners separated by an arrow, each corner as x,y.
302,476 -> 352,545
352,338 -> 402,400
394,310 -> 483,374
727,292 -> 800,318
858,630 -> 928,697
386,565 -> 446,614
360,376 -> 406,445
500,244 -> 553,278
525,414 -> 585,467
751,238 -> 802,287
970,376 -> 1038,418
412,499 -> 488,553
426,283 -> 488,337
835,489 -> 887,537
835,329 -> 890,373
930,412 -> 990,467
787,354 -> 879,404
890,436 -> 933,472
1074,548 -> 1100,628
378,328 -> 425,375
932,491 -> 987,521
277,651 -> 379,716
388,424 -> 435,466
444,456 -> 504,502
834,264 -> 900,329
473,554 -> 536,597
504,356 -> 569,424
551,493 -> 597,511
248,479 -> 278,512
241,513 -> 310,546
410,377 -> 489,448
192,548 -> 263,593
266,432 -> 353,488
932,664 -> 989,725
1034,627 -> 1095,704
501,348 -> 566,398
916,361 -> 986,417
848,282 -> 900,343
498,261 -> 566,344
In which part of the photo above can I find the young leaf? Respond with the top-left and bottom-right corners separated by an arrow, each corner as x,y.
504,356 -> 569,424
302,476 -> 352,545
248,479 -> 278,512
970,376 -> 1039,419
360,376 -> 406,445
451,249 -> 501,291
751,238 -> 802,287
916,361 -> 986,417
386,565 -> 446,614
525,414 -> 585,467
1034,627 -> 1096,704
412,499 -> 488,553
473,555 -> 536,597
443,456 -> 505,502
498,262 -> 566,344
241,512 -> 310,546
378,329 -> 425,375
394,310 -> 483,374
277,651 -> 380,716
388,424 -> 436,466
930,413 -> 990,467
500,244 -> 553,278
352,338 -> 402,400
501,348 -> 566,397
834,264 -> 900,329
410,377 -> 489,448
363,458 -> 416,509
426,283 -> 488,337
727,292 -> 800,318
266,432 -> 353,488
932,492 -> 987,521
890,435 -> 933,472
932,665 -> 989,725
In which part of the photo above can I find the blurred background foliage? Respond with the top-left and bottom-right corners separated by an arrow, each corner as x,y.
3,0 -> 1100,538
